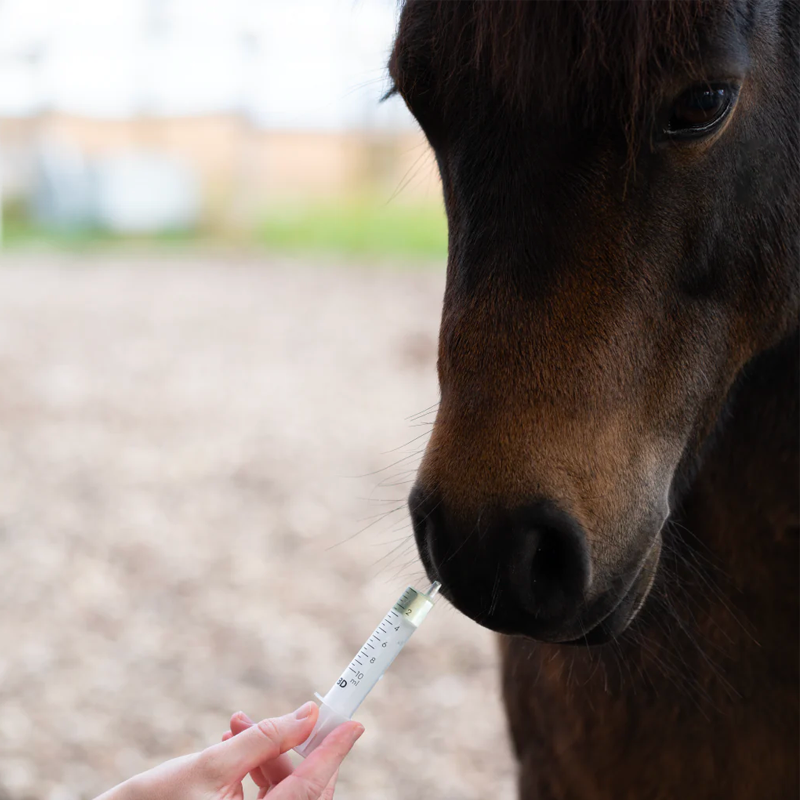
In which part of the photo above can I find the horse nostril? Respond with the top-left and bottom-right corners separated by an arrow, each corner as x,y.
509,504 -> 591,623
409,486 -> 593,639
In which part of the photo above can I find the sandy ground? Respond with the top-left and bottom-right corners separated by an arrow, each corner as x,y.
0,254 -> 516,800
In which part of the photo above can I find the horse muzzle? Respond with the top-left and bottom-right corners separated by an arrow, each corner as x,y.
409,484 -> 664,644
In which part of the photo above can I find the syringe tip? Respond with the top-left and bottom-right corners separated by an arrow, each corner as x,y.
424,580 -> 442,600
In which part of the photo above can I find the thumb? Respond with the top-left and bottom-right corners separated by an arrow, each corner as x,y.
202,702 -> 319,781
271,721 -> 363,800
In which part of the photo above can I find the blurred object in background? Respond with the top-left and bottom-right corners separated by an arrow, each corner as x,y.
32,137 -> 200,233
31,136 -> 92,230
91,151 -> 199,234
0,0 -> 445,257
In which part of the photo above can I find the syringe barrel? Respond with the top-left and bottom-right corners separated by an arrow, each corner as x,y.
321,585 -> 435,719
293,583 -> 439,758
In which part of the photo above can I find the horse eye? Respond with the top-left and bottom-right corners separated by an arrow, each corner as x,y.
664,84 -> 736,140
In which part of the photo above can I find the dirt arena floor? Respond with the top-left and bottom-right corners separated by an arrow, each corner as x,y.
0,254 -> 516,800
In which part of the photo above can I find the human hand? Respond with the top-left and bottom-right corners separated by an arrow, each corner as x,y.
221,709 -> 346,799
96,702 -> 363,800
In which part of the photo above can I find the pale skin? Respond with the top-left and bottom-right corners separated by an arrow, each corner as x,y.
95,702 -> 364,800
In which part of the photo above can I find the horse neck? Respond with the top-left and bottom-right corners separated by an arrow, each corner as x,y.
679,326 -> 799,601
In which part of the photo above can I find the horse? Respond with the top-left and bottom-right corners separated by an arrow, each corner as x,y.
388,1 -> 799,797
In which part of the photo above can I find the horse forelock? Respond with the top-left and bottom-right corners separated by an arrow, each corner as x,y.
390,0 -> 727,139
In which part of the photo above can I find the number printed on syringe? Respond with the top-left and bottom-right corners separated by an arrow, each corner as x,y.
332,589 -> 418,703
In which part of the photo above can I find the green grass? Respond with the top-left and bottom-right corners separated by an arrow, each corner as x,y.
0,198 -> 449,261
257,200 -> 448,259
1,212 -> 199,250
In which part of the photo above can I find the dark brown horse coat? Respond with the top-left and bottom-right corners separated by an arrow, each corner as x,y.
389,1 -> 799,797
502,333 -> 798,799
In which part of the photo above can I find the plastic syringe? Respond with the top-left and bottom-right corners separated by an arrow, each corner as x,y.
294,581 -> 441,758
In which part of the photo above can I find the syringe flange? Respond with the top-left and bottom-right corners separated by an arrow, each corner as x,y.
292,694 -> 348,759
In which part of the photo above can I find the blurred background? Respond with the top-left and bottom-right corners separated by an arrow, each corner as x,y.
0,1 -> 514,799
0,0 -> 445,255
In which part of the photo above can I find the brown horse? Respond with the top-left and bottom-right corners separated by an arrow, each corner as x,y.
389,1 -> 799,797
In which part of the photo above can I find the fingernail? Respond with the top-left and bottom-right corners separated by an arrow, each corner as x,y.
239,711 -> 253,724
351,723 -> 365,742
294,701 -> 316,720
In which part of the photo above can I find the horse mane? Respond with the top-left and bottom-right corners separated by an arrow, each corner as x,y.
389,0 -> 721,139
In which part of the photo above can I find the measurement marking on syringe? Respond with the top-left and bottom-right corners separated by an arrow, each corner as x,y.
292,582 -> 442,762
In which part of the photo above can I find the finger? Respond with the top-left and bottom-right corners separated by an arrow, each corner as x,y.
271,722 -> 363,800
257,789 -> 268,800
230,710 -> 254,729
229,712 -> 294,790
260,753 -> 297,789
222,710 -> 254,746
320,769 -> 339,800
228,714 -> 269,789
202,702 -> 319,782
